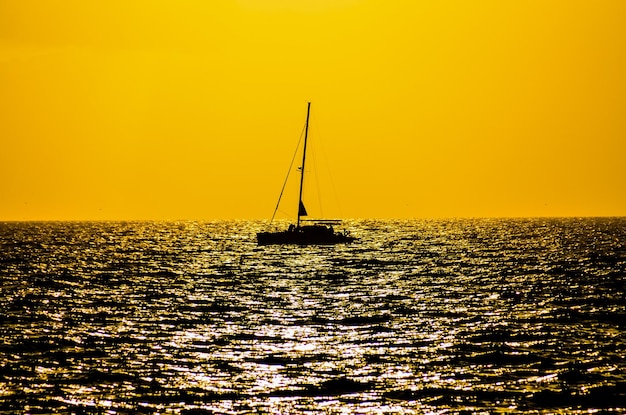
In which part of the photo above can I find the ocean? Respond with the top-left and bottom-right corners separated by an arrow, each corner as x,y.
1,218 -> 625,414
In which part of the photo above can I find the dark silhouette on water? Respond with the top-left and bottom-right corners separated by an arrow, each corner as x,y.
257,220 -> 355,245
257,102 -> 356,245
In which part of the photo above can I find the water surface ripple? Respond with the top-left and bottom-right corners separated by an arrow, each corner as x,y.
1,219 -> 625,413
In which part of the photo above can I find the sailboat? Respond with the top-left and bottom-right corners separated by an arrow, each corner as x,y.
256,102 -> 356,245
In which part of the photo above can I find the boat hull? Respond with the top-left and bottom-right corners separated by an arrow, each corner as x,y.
257,225 -> 355,245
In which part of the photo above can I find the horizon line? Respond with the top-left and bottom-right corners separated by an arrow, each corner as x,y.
1,215 -> 625,223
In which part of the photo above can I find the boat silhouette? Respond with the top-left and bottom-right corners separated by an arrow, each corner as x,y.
257,102 -> 356,245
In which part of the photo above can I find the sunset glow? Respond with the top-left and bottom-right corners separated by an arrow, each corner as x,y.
1,0 -> 624,220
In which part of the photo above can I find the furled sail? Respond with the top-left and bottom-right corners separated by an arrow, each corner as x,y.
299,201 -> 308,216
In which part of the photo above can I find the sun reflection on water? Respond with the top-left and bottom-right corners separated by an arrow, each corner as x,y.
0,219 -> 625,412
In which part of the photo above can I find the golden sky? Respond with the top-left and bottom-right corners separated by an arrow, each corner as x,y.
1,0 -> 625,220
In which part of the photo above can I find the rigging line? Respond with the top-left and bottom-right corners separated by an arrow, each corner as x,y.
270,124 -> 307,224
275,207 -> 291,219
309,125 -> 324,218
315,122 -> 342,219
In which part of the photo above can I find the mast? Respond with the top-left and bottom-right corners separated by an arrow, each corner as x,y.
297,102 -> 311,228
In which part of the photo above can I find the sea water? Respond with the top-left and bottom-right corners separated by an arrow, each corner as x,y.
1,219 -> 625,414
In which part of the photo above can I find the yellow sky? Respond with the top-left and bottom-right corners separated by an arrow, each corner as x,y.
1,0 -> 625,220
